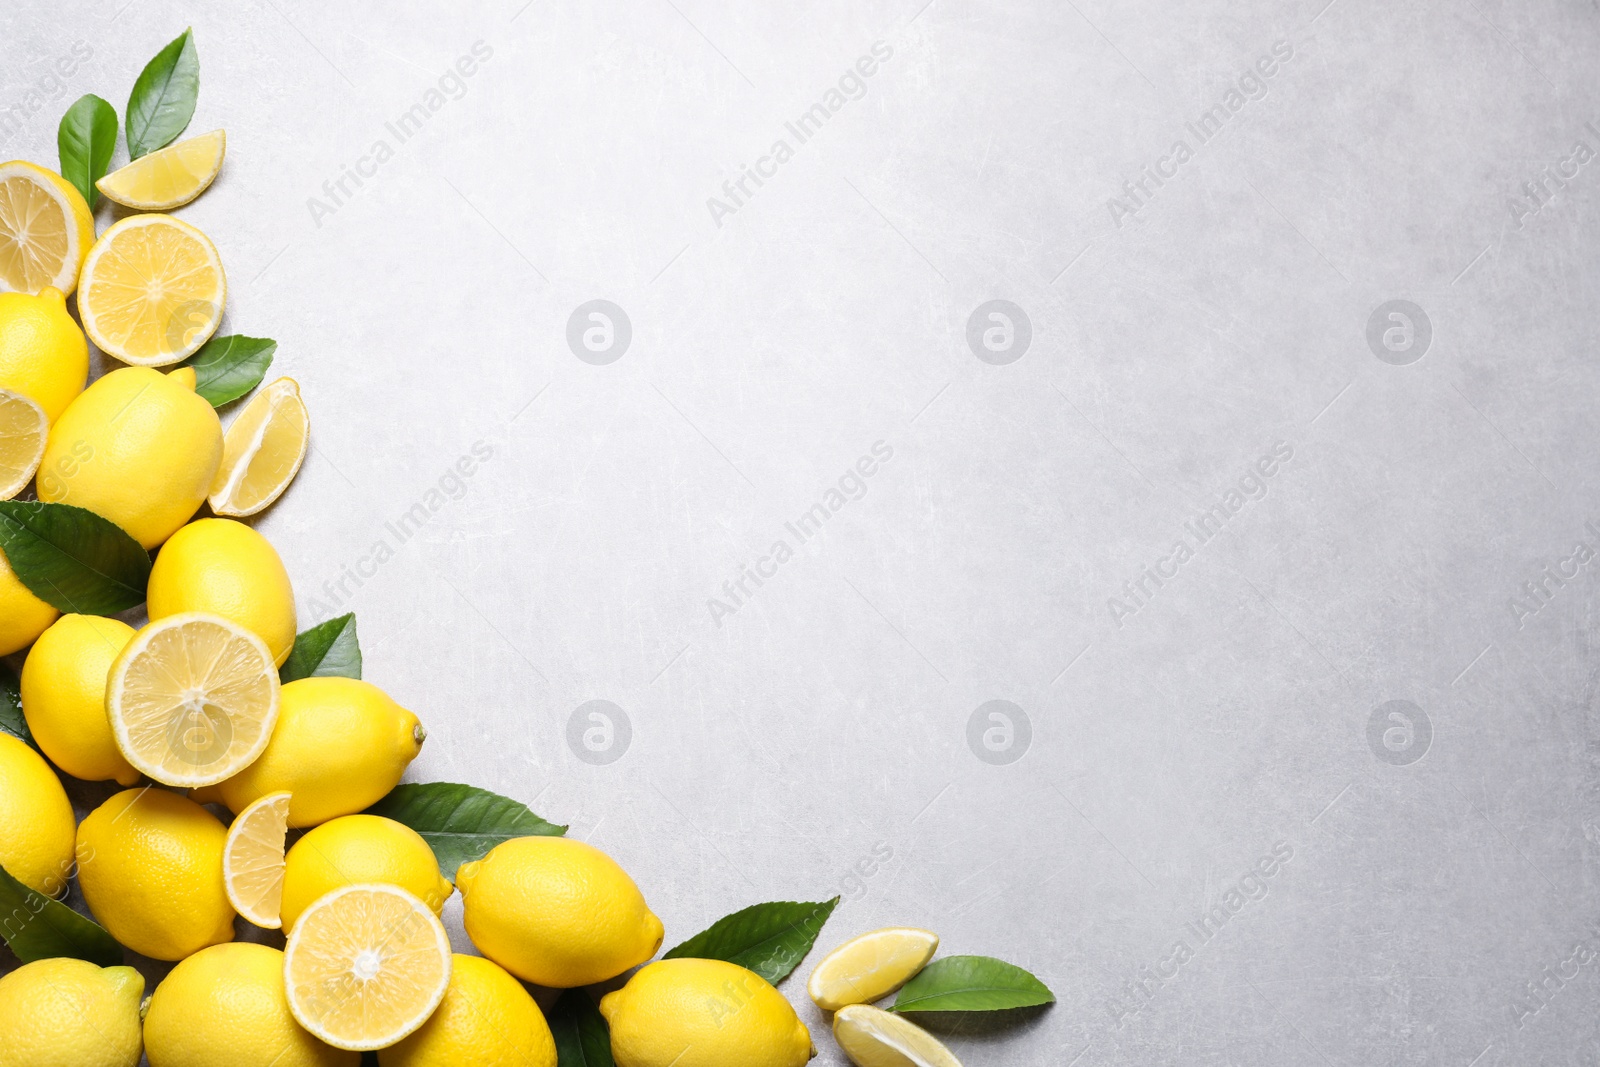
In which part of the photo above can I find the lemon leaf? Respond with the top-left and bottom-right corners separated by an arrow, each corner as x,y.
179,335 -> 276,408
0,863 -> 123,966
549,989 -> 614,1067
0,661 -> 35,751
365,782 -> 567,882
890,955 -> 1055,1013
0,502 -> 150,615
57,94 -> 117,209
280,614 -> 361,683
126,27 -> 198,159
664,898 -> 839,984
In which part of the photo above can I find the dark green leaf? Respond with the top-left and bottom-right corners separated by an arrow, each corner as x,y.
891,955 -> 1055,1013
57,95 -> 118,209
664,898 -> 839,984
549,989 -> 614,1067
279,613 -> 361,683
0,502 -> 149,615
0,863 -> 122,966
126,28 -> 198,159
365,782 -> 566,882
179,335 -> 276,408
0,661 -> 34,751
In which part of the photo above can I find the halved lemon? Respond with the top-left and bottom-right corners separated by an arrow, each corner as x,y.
809,928 -> 939,1011
833,1004 -> 962,1067
77,214 -> 226,367
0,388 -> 46,500
97,129 -> 226,210
284,883 -> 453,1051
107,612 -> 280,787
223,791 -> 291,929
209,377 -> 308,517
0,160 -> 94,297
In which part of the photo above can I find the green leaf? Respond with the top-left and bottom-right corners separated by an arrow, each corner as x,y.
0,863 -> 122,966
664,898 -> 839,984
57,95 -> 118,209
280,614 -> 361,683
891,955 -> 1055,1013
364,783 -> 567,881
0,661 -> 34,751
179,335 -> 276,408
549,989 -> 614,1067
0,502 -> 149,615
126,27 -> 198,159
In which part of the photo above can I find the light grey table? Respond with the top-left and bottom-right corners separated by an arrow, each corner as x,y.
4,1 -> 1599,1064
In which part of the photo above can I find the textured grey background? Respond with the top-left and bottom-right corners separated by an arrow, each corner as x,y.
4,0 -> 1600,1064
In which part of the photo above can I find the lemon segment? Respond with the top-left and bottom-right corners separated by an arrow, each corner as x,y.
284,884 -> 454,1052
0,160 -> 94,297
209,377 -> 309,517
77,213 -> 225,366
224,791 -> 292,930
97,129 -> 226,210
107,612 -> 281,787
0,388 -> 45,499
832,1005 -> 962,1067
809,928 -> 939,1011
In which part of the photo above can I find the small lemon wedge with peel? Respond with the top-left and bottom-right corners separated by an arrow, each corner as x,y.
809,928 -> 939,1011
833,1004 -> 962,1067
77,214 -> 225,367
0,388 -> 46,500
97,130 -> 225,210
209,377 -> 308,517
0,160 -> 94,296
107,612 -> 281,787
284,883 -> 453,1051
223,791 -> 291,929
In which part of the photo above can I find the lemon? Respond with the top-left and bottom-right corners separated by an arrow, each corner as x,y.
96,130 -> 226,211
202,677 -> 425,828
209,377 -> 309,517
148,518 -> 297,666
600,958 -> 814,1067
0,388 -> 46,498
107,613 -> 281,787
223,791 -> 291,929
457,836 -> 663,989
76,214 -> 225,366
832,1005 -> 960,1067
379,954 -> 557,1067
280,814 -> 453,932
20,613 -> 140,785
0,538 -> 57,656
0,161 -> 94,297
284,883 -> 453,1051
143,942 -> 357,1067
76,786 -> 236,960
0,732 -> 75,895
0,286 -> 87,423
38,365 -> 223,549
0,958 -> 144,1067
808,928 -> 939,1011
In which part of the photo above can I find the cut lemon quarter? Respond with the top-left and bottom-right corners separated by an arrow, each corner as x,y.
209,377 -> 308,517
0,160 -> 94,296
97,130 -> 226,211
833,1004 -> 962,1067
77,214 -> 225,367
223,791 -> 291,929
809,928 -> 939,1011
284,883 -> 453,1051
107,612 -> 280,787
0,388 -> 46,500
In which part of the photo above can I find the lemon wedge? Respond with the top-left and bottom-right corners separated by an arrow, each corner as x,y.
284,883 -> 453,1051
223,791 -> 291,929
0,388 -> 46,500
208,377 -> 308,517
97,130 -> 225,210
107,612 -> 280,787
809,928 -> 939,1011
0,160 -> 94,296
833,1004 -> 962,1067
77,214 -> 225,367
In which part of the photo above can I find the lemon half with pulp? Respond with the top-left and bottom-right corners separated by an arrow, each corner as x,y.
223,791 -> 292,929
0,388 -> 45,499
0,160 -> 94,296
77,214 -> 225,366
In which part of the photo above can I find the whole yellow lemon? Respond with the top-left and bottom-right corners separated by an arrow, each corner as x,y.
0,286 -> 88,421
0,732 -> 76,895
600,959 -> 814,1067
148,518 -> 297,666
0,958 -> 144,1067
0,545 -> 56,655
21,614 -> 140,785
279,814 -> 453,932
378,954 -> 557,1067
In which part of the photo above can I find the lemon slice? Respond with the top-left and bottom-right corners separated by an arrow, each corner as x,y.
77,214 -> 226,367
833,1005 -> 962,1067
97,130 -> 226,211
284,883 -> 453,1051
809,928 -> 939,1011
209,378 -> 308,517
107,612 -> 280,787
223,791 -> 291,929
0,160 -> 94,297
0,388 -> 46,500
